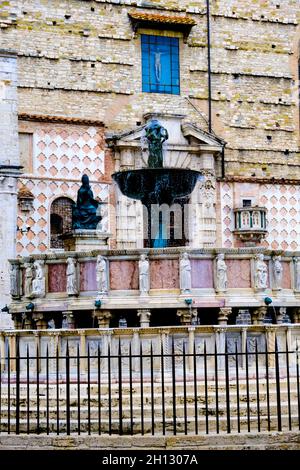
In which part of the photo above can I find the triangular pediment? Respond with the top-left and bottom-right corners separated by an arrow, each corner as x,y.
181,122 -> 225,148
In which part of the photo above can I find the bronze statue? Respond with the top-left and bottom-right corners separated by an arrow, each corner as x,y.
72,174 -> 102,229
145,119 -> 168,168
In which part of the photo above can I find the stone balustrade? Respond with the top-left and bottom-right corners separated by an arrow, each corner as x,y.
234,207 -> 268,245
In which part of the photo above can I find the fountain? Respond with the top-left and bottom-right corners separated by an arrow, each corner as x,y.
112,119 -> 202,247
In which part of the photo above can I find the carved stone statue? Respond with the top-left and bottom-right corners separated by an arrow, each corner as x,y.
216,254 -> 227,291
273,255 -> 283,290
145,119 -> 168,168
72,174 -> 102,229
96,255 -> 108,294
32,260 -> 46,298
10,263 -> 20,298
180,252 -> 192,293
24,262 -> 33,298
254,254 -> 268,290
66,257 -> 78,296
295,257 -> 300,291
139,254 -> 150,295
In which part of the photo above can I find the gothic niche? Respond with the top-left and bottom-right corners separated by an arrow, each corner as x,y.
18,186 -> 34,212
50,197 -> 73,249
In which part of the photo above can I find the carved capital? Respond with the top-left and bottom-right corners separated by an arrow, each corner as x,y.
94,309 -> 112,328
137,308 -> 151,328
252,306 -> 267,325
218,307 -> 232,325
177,308 -> 197,325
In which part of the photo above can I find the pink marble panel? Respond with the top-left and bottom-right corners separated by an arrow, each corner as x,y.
110,261 -> 139,290
48,263 -> 67,293
150,260 -> 179,289
227,259 -> 251,288
191,259 -> 213,288
80,261 -> 97,291
282,261 -> 291,289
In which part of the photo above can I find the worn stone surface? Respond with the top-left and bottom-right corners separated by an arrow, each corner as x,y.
0,432 -> 299,450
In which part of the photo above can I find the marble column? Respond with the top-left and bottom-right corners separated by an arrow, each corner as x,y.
62,311 -> 76,329
94,310 -> 112,328
292,307 -> 300,324
252,306 -> 267,325
218,307 -> 232,325
177,308 -> 197,325
137,309 -> 151,328
33,313 -> 48,330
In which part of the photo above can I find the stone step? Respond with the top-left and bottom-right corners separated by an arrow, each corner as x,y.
0,414 -> 298,435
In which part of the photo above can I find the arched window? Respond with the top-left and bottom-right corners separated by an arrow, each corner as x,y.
50,197 -> 73,248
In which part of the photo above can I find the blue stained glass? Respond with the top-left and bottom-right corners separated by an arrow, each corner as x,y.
141,34 -> 180,95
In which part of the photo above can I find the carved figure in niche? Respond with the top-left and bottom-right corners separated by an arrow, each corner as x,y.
139,254 -> 150,294
254,254 -> 268,290
96,255 -> 108,294
10,264 -> 20,297
32,260 -> 45,298
66,257 -> 78,296
216,254 -> 227,291
24,263 -> 33,298
200,179 -> 216,217
273,255 -> 283,290
72,174 -> 102,229
145,119 -> 168,168
180,252 -> 191,293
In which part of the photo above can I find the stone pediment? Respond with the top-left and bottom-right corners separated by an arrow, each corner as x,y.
106,114 -> 225,171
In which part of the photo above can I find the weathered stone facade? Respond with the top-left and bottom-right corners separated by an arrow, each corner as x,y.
0,0 -> 300,320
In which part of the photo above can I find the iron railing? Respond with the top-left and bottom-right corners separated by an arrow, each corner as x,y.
0,339 -> 299,436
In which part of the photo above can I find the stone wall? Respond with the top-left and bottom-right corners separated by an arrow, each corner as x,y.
17,120 -> 111,256
0,0 -> 298,178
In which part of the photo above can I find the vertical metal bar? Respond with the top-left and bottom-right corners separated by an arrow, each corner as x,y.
77,343 -> 80,435
7,343 -> 10,434
225,340 -> 231,433
183,342 -> 187,435
245,341 -> 250,432
296,342 -> 300,431
255,340 -> 260,432
118,339 -> 123,436
265,339 -> 271,432
204,341 -> 209,434
46,345 -> 49,435
193,340 -> 199,435
160,340 -> 165,436
206,0 -> 212,132
150,342 -> 155,435
87,343 -> 91,435
97,345 -> 101,435
56,344 -> 59,435
285,339 -> 291,431
108,343 -> 112,435
140,343 -> 144,435
235,342 -> 240,433
0,341 -> 2,434
129,342 -> 133,435
66,341 -> 70,435
26,345 -> 30,434
214,341 -> 219,434
171,338 -> 176,435
36,342 -> 40,435
15,339 -> 20,435
275,338 -> 282,432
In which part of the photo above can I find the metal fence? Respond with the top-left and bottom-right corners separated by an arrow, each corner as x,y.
0,339 -> 299,436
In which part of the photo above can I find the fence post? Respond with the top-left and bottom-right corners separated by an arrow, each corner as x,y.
241,327 -> 247,370
188,326 -> 195,373
132,329 -> 140,373
79,330 -> 87,375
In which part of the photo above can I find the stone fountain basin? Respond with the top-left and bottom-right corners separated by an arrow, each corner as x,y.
112,168 -> 202,205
